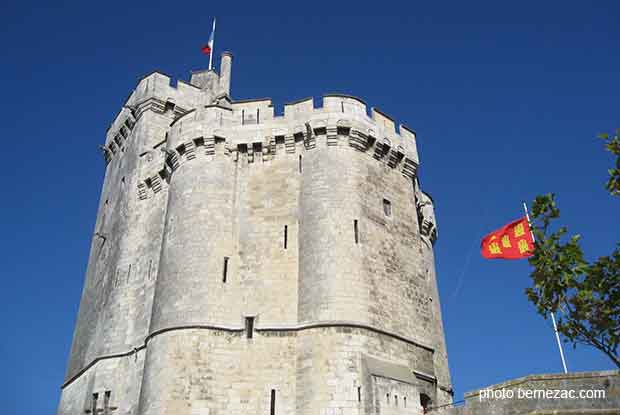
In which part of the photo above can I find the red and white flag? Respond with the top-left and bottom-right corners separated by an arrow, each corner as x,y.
201,19 -> 216,56
200,18 -> 217,70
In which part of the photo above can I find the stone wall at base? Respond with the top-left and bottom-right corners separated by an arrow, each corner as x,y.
446,370 -> 620,415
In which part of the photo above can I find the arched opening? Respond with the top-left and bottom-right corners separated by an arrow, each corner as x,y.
420,393 -> 432,412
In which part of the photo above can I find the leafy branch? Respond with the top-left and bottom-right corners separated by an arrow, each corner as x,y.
526,194 -> 620,368
598,129 -> 620,196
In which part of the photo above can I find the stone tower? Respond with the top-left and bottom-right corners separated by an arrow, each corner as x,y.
57,53 -> 453,415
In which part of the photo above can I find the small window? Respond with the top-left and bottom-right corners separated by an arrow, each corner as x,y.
91,393 -> 99,413
275,135 -> 285,145
395,395 -> 398,406
165,101 -> 175,112
270,389 -> 276,415
245,316 -> 255,339
283,225 -> 288,250
404,397 -> 407,407
354,220 -> 359,244
383,198 -> 392,217
386,393 -> 390,404
104,391 -> 111,409
299,155 -> 302,173
357,386 -> 361,402
222,257 -> 229,283
420,394 -> 432,411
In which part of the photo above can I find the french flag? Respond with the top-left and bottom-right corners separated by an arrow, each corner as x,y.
201,19 -> 216,55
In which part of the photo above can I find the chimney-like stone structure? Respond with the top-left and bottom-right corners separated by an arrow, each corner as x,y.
219,51 -> 233,97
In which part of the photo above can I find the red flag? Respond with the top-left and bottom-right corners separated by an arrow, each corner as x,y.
481,217 -> 534,259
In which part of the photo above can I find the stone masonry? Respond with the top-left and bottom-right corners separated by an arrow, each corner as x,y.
57,52 -> 453,415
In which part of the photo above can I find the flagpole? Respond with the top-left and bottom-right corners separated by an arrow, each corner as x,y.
523,201 -> 569,374
208,18 -> 216,71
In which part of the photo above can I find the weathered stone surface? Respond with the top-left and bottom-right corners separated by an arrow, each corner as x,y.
449,370 -> 620,415
57,53 -> 452,415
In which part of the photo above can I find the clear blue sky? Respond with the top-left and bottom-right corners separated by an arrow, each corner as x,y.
1,1 -> 618,413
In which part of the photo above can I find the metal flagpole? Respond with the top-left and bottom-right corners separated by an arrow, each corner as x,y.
523,201 -> 569,374
208,18 -> 216,71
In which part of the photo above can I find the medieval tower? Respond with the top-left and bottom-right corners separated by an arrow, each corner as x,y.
57,53 -> 453,415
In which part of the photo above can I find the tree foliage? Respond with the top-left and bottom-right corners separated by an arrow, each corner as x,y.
526,135 -> 620,369
598,129 -> 620,195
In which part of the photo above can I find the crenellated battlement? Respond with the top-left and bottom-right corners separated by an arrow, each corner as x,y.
164,93 -> 419,165
131,94 -> 421,201
101,56 -> 421,175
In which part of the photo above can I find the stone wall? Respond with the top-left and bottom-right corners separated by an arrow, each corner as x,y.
447,371 -> 620,415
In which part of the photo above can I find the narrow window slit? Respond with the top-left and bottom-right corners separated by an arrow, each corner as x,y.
354,220 -> 359,244
383,198 -> 392,217
245,316 -> 255,339
91,393 -> 99,415
222,257 -> 229,283
270,389 -> 276,415
104,391 -> 111,413
299,155 -> 302,173
283,225 -> 288,249
357,386 -> 361,402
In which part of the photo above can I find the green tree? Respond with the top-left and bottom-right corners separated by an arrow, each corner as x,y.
598,129 -> 620,195
526,133 -> 620,368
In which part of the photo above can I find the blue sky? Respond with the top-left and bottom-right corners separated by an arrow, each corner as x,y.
1,1 -> 618,413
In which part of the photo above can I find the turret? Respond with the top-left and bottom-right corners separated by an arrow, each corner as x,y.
189,52 -> 232,102
219,51 -> 233,97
